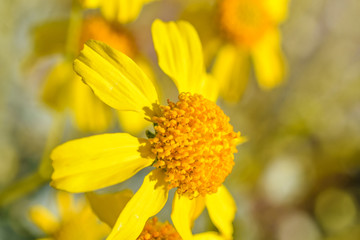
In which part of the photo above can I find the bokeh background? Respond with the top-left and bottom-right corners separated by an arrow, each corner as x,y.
1,0 -> 360,239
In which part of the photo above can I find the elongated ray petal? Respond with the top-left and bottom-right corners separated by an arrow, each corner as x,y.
263,0 -> 290,23
71,75 -> 113,132
152,19 -> 204,94
212,44 -> 250,102
252,28 -> 287,90
206,185 -> 236,239
171,193 -> 205,240
29,206 -> 59,235
74,40 -> 159,116
107,169 -> 169,240
51,133 -> 154,192
101,0 -> 155,24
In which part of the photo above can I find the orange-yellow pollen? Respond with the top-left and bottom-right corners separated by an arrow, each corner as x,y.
79,15 -> 136,58
219,0 -> 272,47
150,93 -> 240,198
137,217 -> 181,240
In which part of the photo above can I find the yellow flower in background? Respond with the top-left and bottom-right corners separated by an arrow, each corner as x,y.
213,0 -> 289,101
50,19 -> 244,240
180,0 -> 288,102
41,14 -> 151,133
29,191 -> 109,240
80,0 -> 156,24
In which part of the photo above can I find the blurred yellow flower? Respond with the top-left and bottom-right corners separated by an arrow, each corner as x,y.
50,19 -> 245,240
80,0 -> 156,24
182,0 -> 288,102
29,191 -> 109,240
212,0 -> 289,101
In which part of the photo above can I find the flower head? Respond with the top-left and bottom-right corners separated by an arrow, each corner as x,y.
51,19 -> 244,240
210,0 -> 289,101
151,93 -> 240,198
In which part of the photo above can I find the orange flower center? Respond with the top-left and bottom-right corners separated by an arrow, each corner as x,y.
150,93 -> 240,199
79,15 -> 136,58
219,0 -> 272,48
137,217 -> 181,240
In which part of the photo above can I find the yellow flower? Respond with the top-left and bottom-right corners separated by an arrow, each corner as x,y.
212,0 -> 289,101
80,0 -> 156,24
41,15 -> 150,133
29,191 -> 109,240
51,19 -> 245,239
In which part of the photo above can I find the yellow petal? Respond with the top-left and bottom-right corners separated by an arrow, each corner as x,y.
196,74 -> 219,102
135,55 -> 162,98
51,133 -> 154,192
41,61 -> 73,111
251,28 -> 287,90
205,185 -> 236,239
194,232 -> 225,240
191,196 -> 206,224
56,191 -> 74,220
74,40 -> 159,116
101,0 -> 155,24
37,238 -> 54,240
81,0 -> 101,8
263,0 -> 290,23
71,75 -> 113,132
86,189 -> 134,228
107,169 -> 169,240
29,206 -> 59,235
171,193 -> 205,240
152,19 -> 205,94
212,44 -> 250,102
180,2 -> 220,67
117,111 -> 151,136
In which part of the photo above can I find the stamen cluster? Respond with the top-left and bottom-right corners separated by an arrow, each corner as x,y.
137,217 -> 181,240
150,93 -> 240,198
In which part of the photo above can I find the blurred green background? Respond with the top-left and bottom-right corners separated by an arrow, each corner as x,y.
1,0 -> 360,239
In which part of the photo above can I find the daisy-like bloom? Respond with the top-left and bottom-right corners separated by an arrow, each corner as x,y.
80,0 -> 156,24
212,0 -> 289,101
29,191 -> 109,240
41,14 -> 150,133
51,19 -> 244,239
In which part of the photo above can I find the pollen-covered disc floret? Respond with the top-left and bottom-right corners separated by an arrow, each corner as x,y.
137,217 -> 181,240
150,93 -> 240,198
